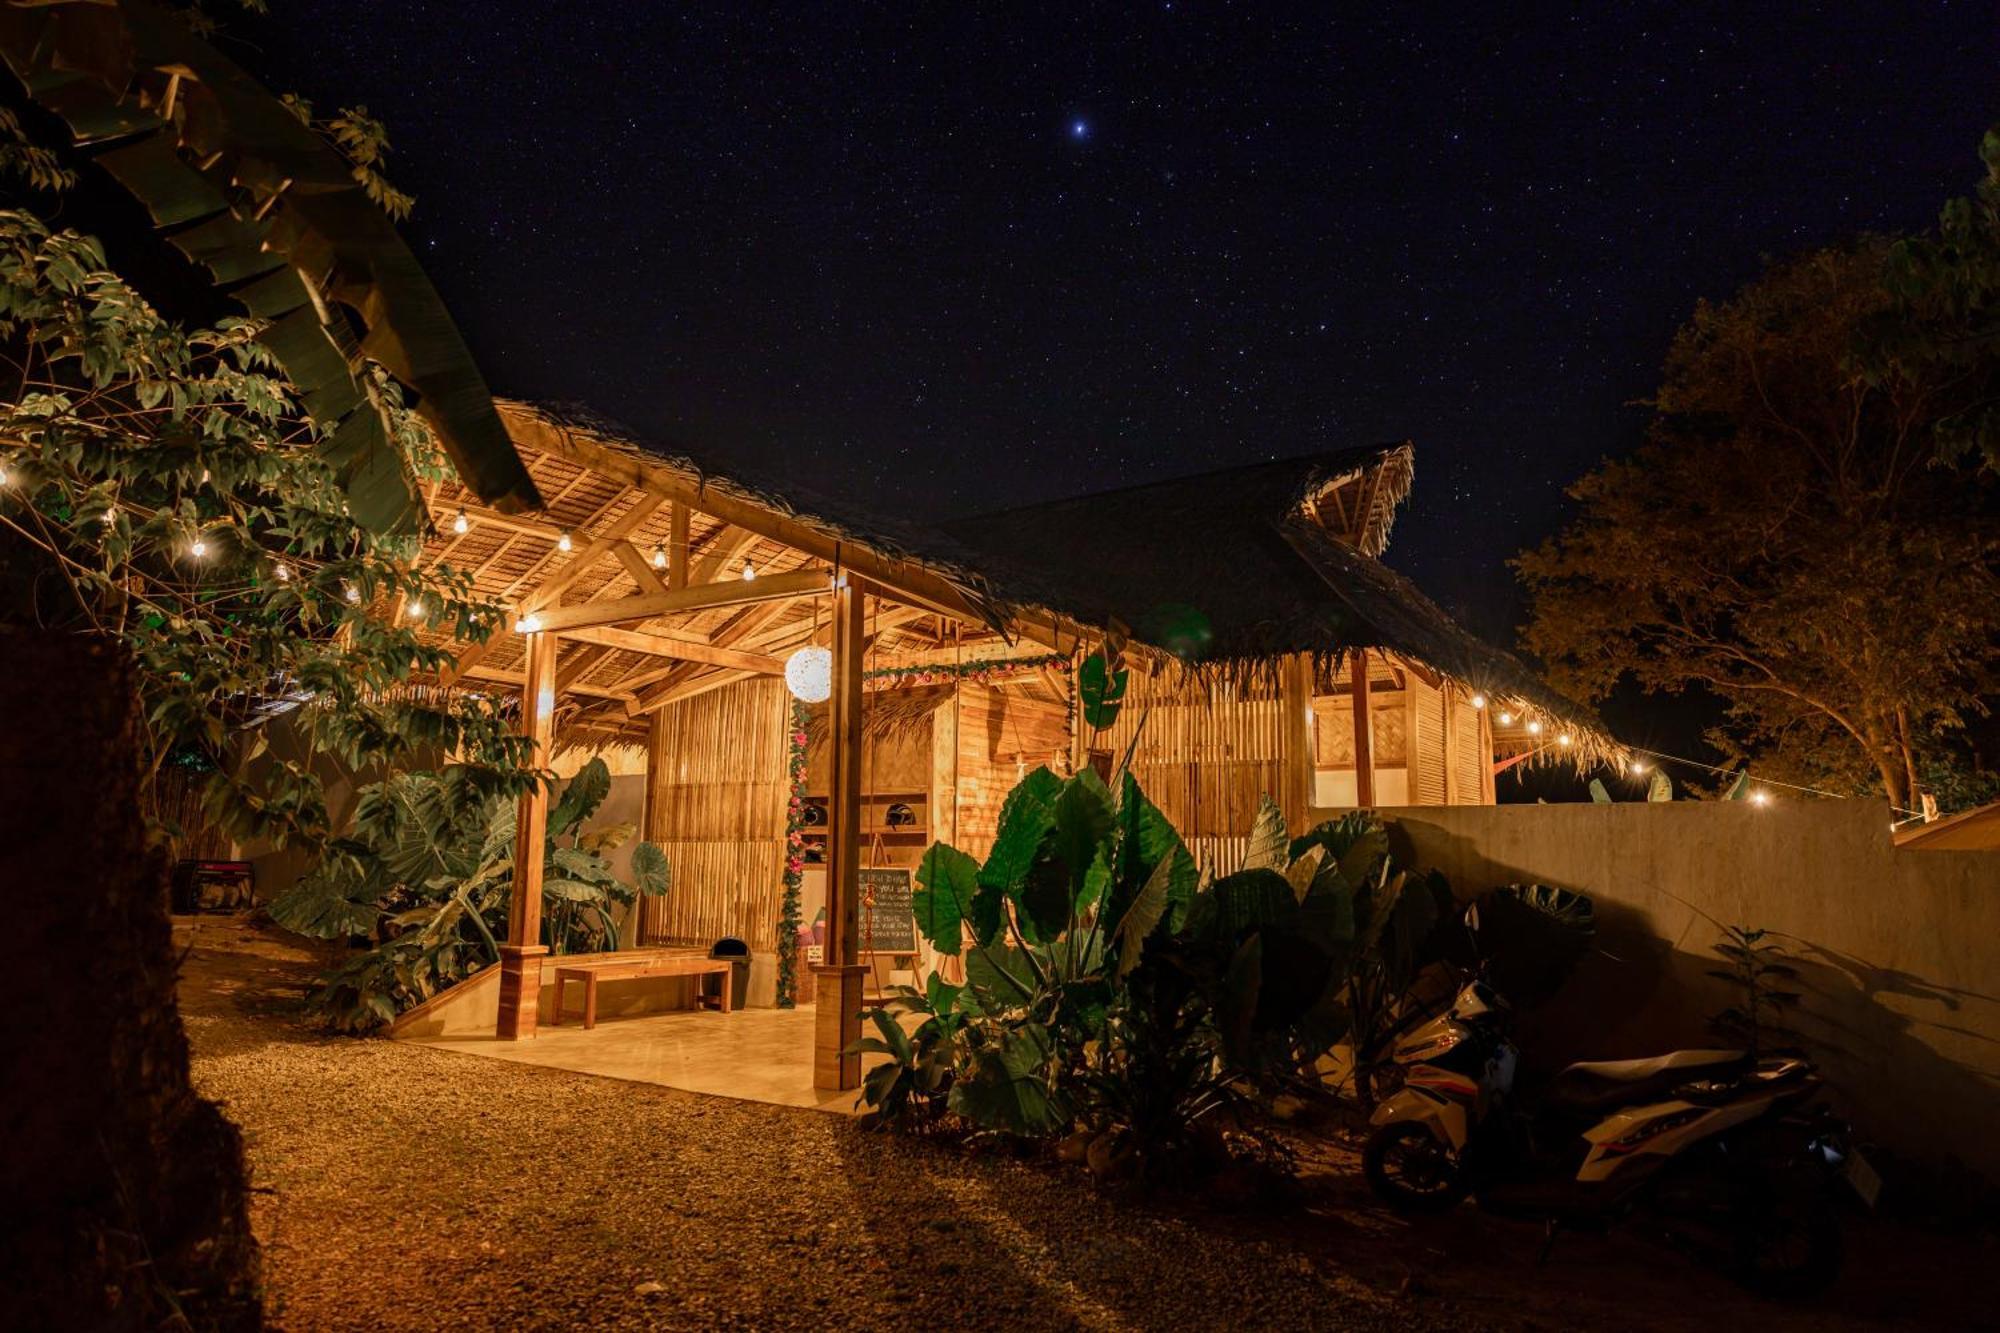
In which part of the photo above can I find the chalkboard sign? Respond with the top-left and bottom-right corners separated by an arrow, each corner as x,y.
857,866 -> 917,954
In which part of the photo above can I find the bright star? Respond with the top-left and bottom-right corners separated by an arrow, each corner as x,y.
1070,120 -> 1088,139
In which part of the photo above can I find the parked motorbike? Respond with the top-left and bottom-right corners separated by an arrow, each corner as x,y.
1361,972 -> 1872,1296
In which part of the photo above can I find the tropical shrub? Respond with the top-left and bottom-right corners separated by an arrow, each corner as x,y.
270,757 -> 669,1029
851,974 -> 969,1129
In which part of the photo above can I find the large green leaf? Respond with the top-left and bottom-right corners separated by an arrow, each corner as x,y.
268,857 -> 378,939
548,758 -> 612,836
1109,772 -> 1196,934
550,845 -> 615,885
1206,868 -> 1298,942
630,841 -> 671,896
913,841 -> 980,956
1078,651 -> 1128,731
946,1024 -> 1065,1136
977,766 -> 1064,904
1243,795 -> 1289,872
1112,844 -> 1183,980
1042,769 -> 1116,931
963,944 -> 1039,1013
1287,812 -> 1388,891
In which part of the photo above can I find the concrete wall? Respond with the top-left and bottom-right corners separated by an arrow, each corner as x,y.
1373,799 -> 2000,1176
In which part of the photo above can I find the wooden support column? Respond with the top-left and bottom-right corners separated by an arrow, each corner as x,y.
814,571 -> 867,1091
633,708 -> 675,949
1349,648 -> 1376,809
498,629 -> 557,1039
1442,687 -> 1462,806
668,503 -> 690,590
1478,702 -> 1497,805
1279,652 -> 1316,833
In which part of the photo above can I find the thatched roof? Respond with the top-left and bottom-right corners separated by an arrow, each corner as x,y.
487,403 -> 1611,750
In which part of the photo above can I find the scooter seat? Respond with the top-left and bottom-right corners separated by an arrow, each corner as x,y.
1545,1050 -> 1750,1117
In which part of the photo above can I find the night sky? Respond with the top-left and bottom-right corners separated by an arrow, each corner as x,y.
241,3 -> 1997,651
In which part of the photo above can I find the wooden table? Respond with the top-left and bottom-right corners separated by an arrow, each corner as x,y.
550,954 -> 734,1030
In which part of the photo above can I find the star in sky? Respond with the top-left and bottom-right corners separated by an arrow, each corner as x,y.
1069,119 -> 1088,140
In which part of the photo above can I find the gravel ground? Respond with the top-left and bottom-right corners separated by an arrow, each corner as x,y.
178,920 -> 1988,1332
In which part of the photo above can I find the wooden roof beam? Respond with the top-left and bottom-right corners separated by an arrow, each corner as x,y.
518,494 -> 664,615
525,568 -> 829,634
557,624 -> 787,675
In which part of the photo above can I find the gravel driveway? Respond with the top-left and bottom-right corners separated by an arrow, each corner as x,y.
178,921 -> 1986,1331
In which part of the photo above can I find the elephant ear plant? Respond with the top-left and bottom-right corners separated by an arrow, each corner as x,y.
870,766 -> 1415,1186
271,757 -> 670,1029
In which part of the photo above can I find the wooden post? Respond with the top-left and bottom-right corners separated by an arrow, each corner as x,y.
638,708 -> 673,946
498,629 -> 556,1040
667,503 -> 690,590
814,570 -> 866,1090
1349,649 -> 1376,808
1279,653 -> 1316,833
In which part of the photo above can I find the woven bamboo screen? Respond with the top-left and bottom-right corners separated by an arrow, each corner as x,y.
1413,678 -> 1449,805
1450,690 -> 1489,805
1095,672 -> 1282,876
638,676 -> 790,951
952,685 -> 1071,861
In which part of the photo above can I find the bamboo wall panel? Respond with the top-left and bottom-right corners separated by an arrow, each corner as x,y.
951,685 -> 1070,862
1415,679 -> 1448,806
640,677 -> 789,951
1096,675 -> 1282,877
1313,695 -> 1409,766
1451,692 -> 1491,806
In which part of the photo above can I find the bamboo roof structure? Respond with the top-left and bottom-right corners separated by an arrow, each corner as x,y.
408,402 -> 1614,758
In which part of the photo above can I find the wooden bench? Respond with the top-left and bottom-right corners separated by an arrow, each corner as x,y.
549,953 -> 734,1030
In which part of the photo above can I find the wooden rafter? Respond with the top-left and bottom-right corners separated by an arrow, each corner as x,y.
557,624 -> 786,675
518,495 -> 664,614
611,541 -> 669,596
527,568 -> 829,634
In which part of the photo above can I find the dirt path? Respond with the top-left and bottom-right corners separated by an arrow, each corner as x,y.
177,919 -> 1986,1331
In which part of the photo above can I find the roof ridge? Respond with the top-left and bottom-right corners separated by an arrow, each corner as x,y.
944,441 -> 1413,524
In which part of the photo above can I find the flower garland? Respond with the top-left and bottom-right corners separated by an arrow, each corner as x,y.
775,699 -> 810,1008
864,651 -> 1068,690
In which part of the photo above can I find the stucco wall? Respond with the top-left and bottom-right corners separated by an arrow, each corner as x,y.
1371,799 -> 2000,1176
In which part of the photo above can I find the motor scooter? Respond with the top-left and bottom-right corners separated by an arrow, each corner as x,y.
1363,972 -> 1868,1296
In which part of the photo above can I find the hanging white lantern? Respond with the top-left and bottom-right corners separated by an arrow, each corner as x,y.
785,645 -> 832,702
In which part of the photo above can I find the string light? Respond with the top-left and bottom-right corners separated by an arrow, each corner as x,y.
343,582 -> 360,604
557,528 -> 573,553
1557,732 -> 1573,748
452,508 -> 469,535
1469,693 -> 1487,710
651,543 -> 667,569
188,535 -> 207,558
1621,744 -> 1922,817
1498,711 -> 1515,726
1527,720 -> 1543,736
741,559 -> 757,581
516,612 -> 542,633
406,598 -> 426,621
1750,789 -> 1771,807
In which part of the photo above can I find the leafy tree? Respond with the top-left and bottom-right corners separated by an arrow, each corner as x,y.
0,204 -> 538,851
1874,128 -> 2000,471
1517,244 -> 2000,810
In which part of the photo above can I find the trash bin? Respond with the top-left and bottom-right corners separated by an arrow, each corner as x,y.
710,936 -> 751,1010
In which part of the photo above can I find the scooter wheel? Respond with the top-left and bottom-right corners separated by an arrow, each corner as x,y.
1363,1122 -> 1468,1214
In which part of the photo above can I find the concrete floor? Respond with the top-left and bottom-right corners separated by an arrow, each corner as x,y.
410,1004 -> 878,1112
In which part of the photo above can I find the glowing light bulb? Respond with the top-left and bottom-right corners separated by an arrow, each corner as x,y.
741,560 -> 756,581
1498,711 -> 1515,726
1469,693 -> 1487,710
452,508 -> 469,535
189,536 -> 207,558
406,598 -> 425,621
274,561 -> 291,583
1558,733 -> 1573,748
1750,790 -> 1770,806
557,529 -> 573,552
651,544 -> 668,569
343,582 -> 360,604
1632,760 -> 1647,772
516,612 -> 541,634
1527,720 -> 1542,736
